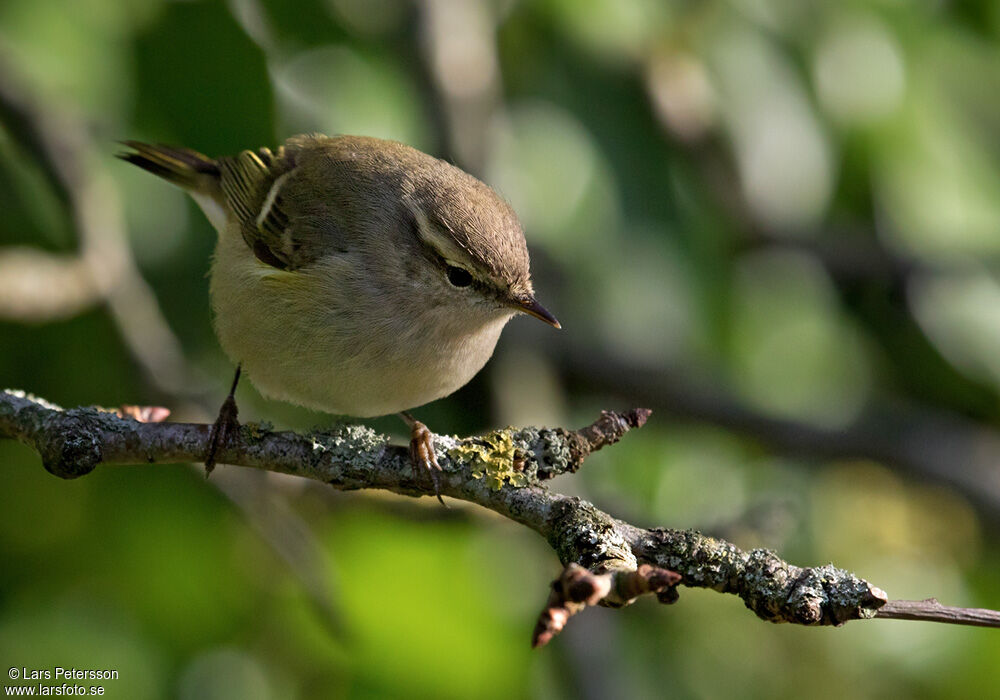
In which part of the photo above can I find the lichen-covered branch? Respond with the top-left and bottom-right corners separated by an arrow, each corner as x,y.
3,389 -> 997,646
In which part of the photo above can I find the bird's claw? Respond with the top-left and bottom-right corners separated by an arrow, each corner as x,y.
407,418 -> 445,506
205,395 -> 239,476
205,365 -> 243,476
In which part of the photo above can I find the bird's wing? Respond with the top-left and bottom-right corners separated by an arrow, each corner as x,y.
216,147 -> 321,271
120,141 -> 325,271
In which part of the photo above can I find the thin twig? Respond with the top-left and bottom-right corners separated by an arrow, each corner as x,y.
876,599 -> 1000,628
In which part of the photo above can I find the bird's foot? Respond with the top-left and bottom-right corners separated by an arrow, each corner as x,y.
205,365 -> 242,476
401,412 -> 445,506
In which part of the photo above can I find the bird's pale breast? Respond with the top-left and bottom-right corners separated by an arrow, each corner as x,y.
208,223 -> 512,417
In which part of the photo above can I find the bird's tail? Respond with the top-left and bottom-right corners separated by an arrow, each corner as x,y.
117,141 -> 221,195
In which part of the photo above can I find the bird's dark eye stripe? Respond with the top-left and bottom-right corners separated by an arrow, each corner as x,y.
446,265 -> 473,287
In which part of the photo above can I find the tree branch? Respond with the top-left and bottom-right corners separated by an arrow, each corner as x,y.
876,599 -> 1000,628
3,389 -> 998,646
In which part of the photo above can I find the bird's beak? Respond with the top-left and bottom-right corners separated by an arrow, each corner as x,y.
513,295 -> 561,329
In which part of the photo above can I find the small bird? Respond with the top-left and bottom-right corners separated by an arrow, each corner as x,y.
119,134 -> 559,499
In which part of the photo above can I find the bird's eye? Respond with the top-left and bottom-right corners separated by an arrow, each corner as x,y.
446,265 -> 473,288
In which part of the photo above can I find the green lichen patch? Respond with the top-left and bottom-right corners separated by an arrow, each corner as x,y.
448,429 -> 528,490
243,421 -> 274,442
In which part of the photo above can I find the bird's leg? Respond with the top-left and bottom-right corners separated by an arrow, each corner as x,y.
400,411 -> 445,506
205,364 -> 242,476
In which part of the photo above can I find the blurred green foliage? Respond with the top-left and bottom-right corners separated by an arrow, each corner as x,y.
2,0 -> 1000,698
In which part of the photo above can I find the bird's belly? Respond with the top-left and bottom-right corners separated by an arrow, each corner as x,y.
232,326 -> 503,417
208,232 -> 509,417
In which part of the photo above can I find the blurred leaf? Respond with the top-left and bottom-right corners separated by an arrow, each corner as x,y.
271,45 -> 429,147
875,82 -> 1000,259
708,24 -> 834,231
485,100 -> 618,249
326,508 -> 531,699
177,648 -> 287,700
0,0 -> 142,120
537,0 -> 671,62
813,13 -> 906,126
731,249 -> 871,426
909,267 -> 1000,389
